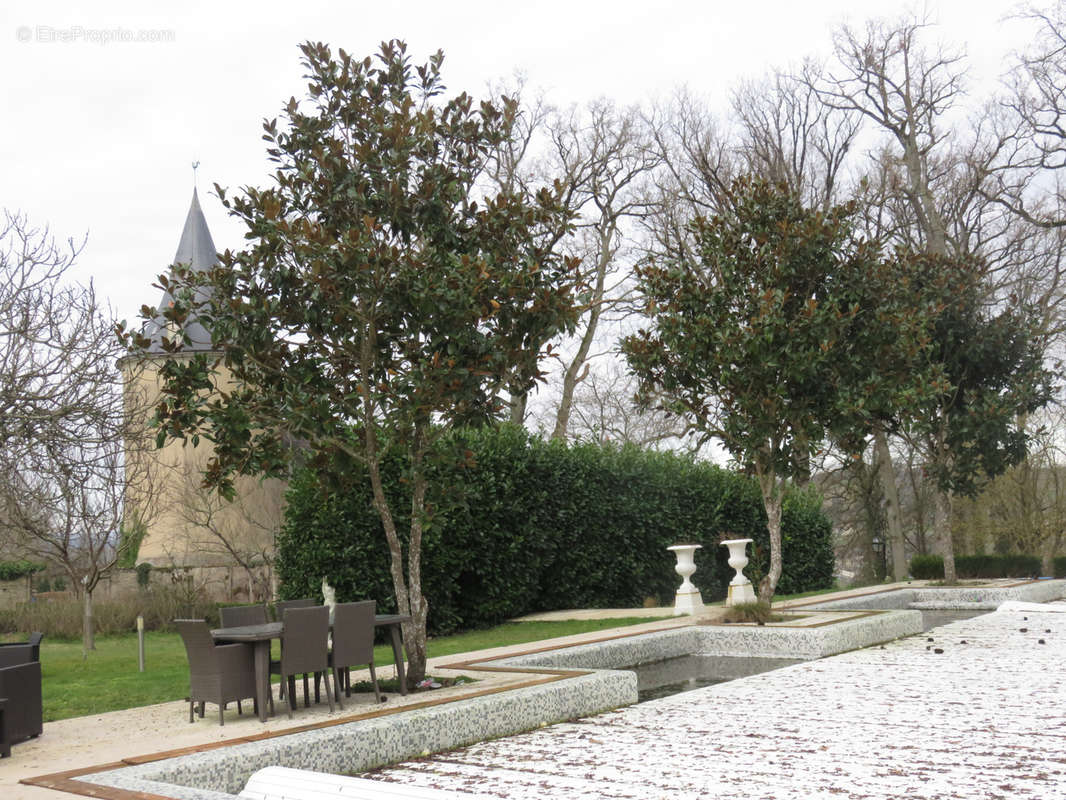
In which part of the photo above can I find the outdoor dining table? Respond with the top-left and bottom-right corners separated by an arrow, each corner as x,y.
211,613 -> 411,723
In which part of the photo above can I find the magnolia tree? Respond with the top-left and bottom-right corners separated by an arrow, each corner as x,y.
624,178 -> 944,602
124,41 -> 579,685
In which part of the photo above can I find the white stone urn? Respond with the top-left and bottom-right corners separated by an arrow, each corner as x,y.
721,538 -> 756,606
321,577 -> 337,624
667,544 -> 704,616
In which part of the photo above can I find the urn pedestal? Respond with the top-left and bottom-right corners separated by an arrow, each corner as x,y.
667,544 -> 704,616
721,538 -> 756,606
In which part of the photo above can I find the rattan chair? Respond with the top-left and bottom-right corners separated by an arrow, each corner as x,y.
174,619 -> 263,726
273,597 -> 316,621
0,632 -> 43,664
278,606 -> 333,719
271,598 -> 316,701
0,645 -> 42,754
328,601 -> 381,708
219,604 -> 269,628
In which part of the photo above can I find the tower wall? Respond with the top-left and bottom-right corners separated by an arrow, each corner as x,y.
120,355 -> 285,575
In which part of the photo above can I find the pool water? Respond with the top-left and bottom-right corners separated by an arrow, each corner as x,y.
631,655 -> 804,702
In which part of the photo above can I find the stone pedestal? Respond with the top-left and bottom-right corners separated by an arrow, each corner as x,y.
667,544 -> 704,616
721,538 -> 756,606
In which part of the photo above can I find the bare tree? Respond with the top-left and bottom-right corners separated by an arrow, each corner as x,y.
0,211 -> 159,653
812,15 -> 969,581
545,100 -> 661,440
174,466 -> 284,602
561,361 -> 696,450
983,2 -> 1066,230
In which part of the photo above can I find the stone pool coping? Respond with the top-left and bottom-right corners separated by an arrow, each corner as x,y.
25,606 -> 934,800
791,577 -> 1066,611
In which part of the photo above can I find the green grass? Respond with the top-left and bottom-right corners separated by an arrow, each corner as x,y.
772,585 -> 843,602
38,617 -> 668,722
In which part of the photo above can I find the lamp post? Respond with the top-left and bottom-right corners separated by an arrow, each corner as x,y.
871,534 -> 887,581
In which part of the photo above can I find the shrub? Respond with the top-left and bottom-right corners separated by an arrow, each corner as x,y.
0,583 -> 221,639
135,562 -> 152,590
1055,556 -> 1066,579
721,601 -> 779,624
279,425 -> 836,634
908,553 -> 1043,580
909,554 -> 944,580
0,561 -> 45,581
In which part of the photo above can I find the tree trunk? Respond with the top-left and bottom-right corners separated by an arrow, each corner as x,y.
1041,538 -> 1056,579
755,462 -> 783,603
873,426 -> 908,581
360,328 -> 425,688
509,393 -> 527,426
404,426 -> 430,687
935,489 -> 957,584
552,232 -> 611,441
82,587 -> 95,655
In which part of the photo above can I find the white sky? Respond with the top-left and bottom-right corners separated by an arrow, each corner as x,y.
1,0 -> 1034,325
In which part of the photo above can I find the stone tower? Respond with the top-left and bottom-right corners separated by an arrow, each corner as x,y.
120,190 -> 282,598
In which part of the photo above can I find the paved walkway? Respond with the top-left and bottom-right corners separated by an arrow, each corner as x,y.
367,605 -> 1066,799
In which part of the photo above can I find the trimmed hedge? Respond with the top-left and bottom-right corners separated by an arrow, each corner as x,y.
0,561 -> 44,581
909,553 -> 1044,580
278,425 -> 835,635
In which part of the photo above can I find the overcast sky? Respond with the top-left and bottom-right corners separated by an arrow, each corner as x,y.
2,0 -> 1033,325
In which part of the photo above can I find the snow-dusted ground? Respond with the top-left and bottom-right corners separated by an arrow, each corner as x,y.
367,606 -> 1066,799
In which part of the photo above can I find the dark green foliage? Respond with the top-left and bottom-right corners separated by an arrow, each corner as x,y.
909,555 -> 944,580
278,426 -> 835,634
117,523 -> 147,569
909,553 -> 1043,580
721,601 -> 779,624
0,561 -> 45,581
1054,557 -> 1066,579
135,562 -> 152,590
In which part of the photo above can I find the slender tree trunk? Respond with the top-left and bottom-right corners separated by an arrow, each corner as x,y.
873,426 -> 908,581
755,460 -> 783,603
935,489 -> 957,584
1041,537 -> 1056,578
82,587 -> 95,656
405,425 -> 430,686
359,327 -> 424,687
509,393 -> 527,426
552,233 -> 610,441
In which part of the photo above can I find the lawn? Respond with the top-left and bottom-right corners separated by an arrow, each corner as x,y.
38,617 -> 666,722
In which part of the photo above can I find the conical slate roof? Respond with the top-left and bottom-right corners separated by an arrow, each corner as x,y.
144,189 -> 218,353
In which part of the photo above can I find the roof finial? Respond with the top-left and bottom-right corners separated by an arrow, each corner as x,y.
192,161 -> 200,190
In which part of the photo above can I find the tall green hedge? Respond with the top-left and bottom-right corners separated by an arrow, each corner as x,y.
909,553 -> 1044,580
278,425 -> 834,634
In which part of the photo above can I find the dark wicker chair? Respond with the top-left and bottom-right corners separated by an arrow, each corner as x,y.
0,632 -> 43,663
219,604 -> 269,628
0,644 -> 42,755
278,606 -> 333,719
271,598 -> 316,701
273,597 -> 316,621
329,601 -> 381,708
174,619 -> 264,726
